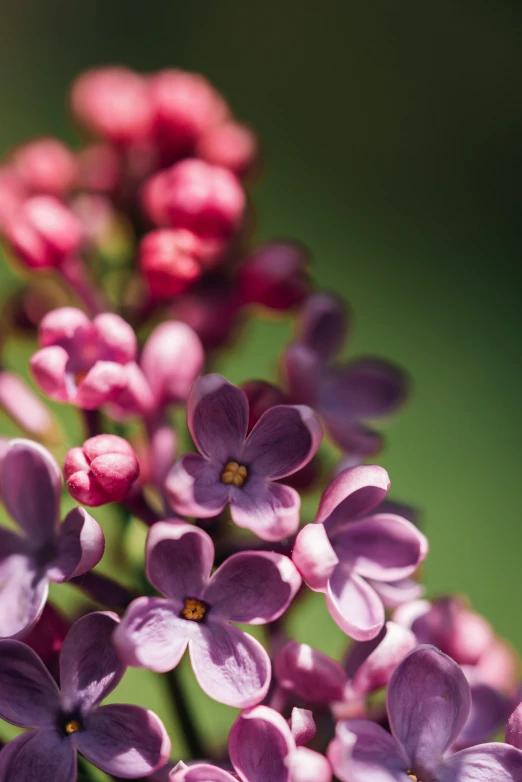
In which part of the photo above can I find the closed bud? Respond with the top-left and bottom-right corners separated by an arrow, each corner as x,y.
65,434 -> 140,506
12,137 -> 78,197
139,229 -> 202,299
238,241 -> 311,310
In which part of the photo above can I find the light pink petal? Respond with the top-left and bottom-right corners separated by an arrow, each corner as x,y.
290,708 -> 316,746
327,719 -> 408,782
292,523 -> 339,591
75,361 -> 128,409
141,321 -> 204,407
47,507 -> 105,582
187,374 -> 248,461
370,577 -> 424,608
0,640 -> 60,726
169,763 -> 236,781
327,568 -> 385,641
30,345 -> 72,402
315,465 -> 391,529
229,705 -> 295,782
0,371 -> 54,437
345,621 -> 417,697
230,479 -> 301,542
92,312 -> 137,363
166,453 -> 229,518
112,362 -> 155,416
0,729 -> 77,782
146,521 -> 214,600
285,747 -> 332,782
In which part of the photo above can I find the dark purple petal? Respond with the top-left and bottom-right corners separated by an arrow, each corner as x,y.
78,703 -> 170,778
275,639 -> 347,705
113,597 -> 189,672
345,621 -> 417,697
319,358 -> 407,419
315,465 -> 391,530
283,344 -> 322,406
60,611 -> 125,714
1,439 -> 62,544
454,682 -> 512,750
0,640 -> 60,727
327,567 -> 385,641
229,705 -> 294,782
0,554 -> 49,639
327,719 -> 409,782
230,478 -> 301,541
322,413 -> 383,456
333,514 -> 427,582
296,292 -> 348,360
243,405 -> 322,480
189,622 -> 270,707
146,521 -> 214,601
0,729 -> 77,782
204,551 -> 301,624
187,374 -> 248,462
169,763 -> 237,781
166,453 -> 229,518
387,646 -> 471,774
438,743 -> 522,782
46,508 -> 105,583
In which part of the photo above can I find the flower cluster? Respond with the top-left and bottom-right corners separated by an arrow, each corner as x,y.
0,64 -> 520,782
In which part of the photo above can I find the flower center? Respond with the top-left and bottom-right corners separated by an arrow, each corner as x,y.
221,461 -> 247,487
64,719 -> 82,735
407,775 -> 422,782
180,597 -> 208,622
74,370 -> 89,387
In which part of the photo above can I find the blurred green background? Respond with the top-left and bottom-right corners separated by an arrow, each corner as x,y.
1,0 -> 521,771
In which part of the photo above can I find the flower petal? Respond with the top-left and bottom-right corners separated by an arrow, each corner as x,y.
315,465 -> 391,530
327,568 -> 385,641
322,413 -> 383,456
290,708 -> 316,746
113,597 -> 189,672
387,646 -> 471,773
169,763 -> 237,781
0,640 -> 60,726
327,719 -> 409,782
296,292 -> 348,360
187,374 -> 248,462
345,621 -> 417,697
146,520 -> 214,600
46,508 -> 105,583
78,703 -> 170,778
204,551 -> 301,624
60,611 -> 125,713
285,746 -> 332,782
229,705 -> 294,782
369,577 -> 424,608
1,439 -> 62,544
319,358 -> 407,419
333,514 -> 427,582
283,344 -> 322,406
140,321 -> 204,407
455,682 -> 511,750
0,554 -> 49,639
438,744 -> 522,782
30,345 -> 71,402
189,622 -> 270,707
75,361 -> 128,409
166,453 -> 229,518
275,639 -> 347,705
230,479 -> 301,541
0,729 -> 77,782
243,405 -> 322,480
292,523 -> 339,592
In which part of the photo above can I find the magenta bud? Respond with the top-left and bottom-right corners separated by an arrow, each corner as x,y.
5,195 -> 83,269
65,434 -> 140,506
0,166 -> 27,230
71,66 -> 154,144
78,143 -> 122,194
12,137 -> 78,197
275,639 -> 347,705
140,320 -> 204,407
196,120 -> 259,178
139,229 -> 202,299
241,379 -> 289,432
290,708 -> 316,747
237,241 -> 311,310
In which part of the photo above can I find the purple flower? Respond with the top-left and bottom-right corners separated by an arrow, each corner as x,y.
283,292 -> 407,456
0,612 -> 170,780
0,439 -> 104,639
170,705 -> 332,782
166,374 -> 322,541
328,645 -> 522,782
292,465 -> 427,640
114,521 -> 301,707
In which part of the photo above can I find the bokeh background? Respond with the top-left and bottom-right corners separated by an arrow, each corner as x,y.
0,0 -> 521,770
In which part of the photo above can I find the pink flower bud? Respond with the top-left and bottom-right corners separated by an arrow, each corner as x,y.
140,320 -> 204,407
71,66 -> 154,144
275,639 -> 347,705
0,166 -> 27,230
196,120 -> 259,178
78,143 -> 122,193
5,195 -> 83,268
139,229 -> 202,299
237,241 -> 311,310
12,137 -> 78,197
171,276 -> 243,350
65,434 -> 140,505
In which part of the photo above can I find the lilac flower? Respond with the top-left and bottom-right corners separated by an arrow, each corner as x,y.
0,439 -> 104,638
114,521 -> 301,707
292,464 -> 427,640
328,645 -> 522,782
170,705 -> 332,782
0,612 -> 170,780
166,374 -> 322,541
283,292 -> 407,456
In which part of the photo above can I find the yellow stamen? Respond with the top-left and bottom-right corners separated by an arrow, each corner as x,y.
221,461 -> 247,487
65,720 -> 82,735
181,597 -> 207,622
74,370 -> 89,387
407,775 -> 419,781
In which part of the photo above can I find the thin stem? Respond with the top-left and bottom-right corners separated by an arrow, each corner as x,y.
82,408 -> 101,440
70,570 -> 136,611
60,256 -> 105,316
166,667 -> 207,760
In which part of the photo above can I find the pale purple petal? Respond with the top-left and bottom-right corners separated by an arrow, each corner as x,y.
319,358 -> 407,419
187,374 -> 248,461
315,465 -> 391,529
166,453 -> 229,518
290,708 -> 316,746
0,640 -> 60,726
455,683 -> 512,750
30,345 -> 71,403
369,577 -> 424,608
0,554 -> 49,639
0,729 -> 77,782
146,521 -> 214,600
78,703 -> 170,778
169,763 -> 237,781
46,507 -> 105,583
60,611 -> 125,713
387,646 -> 471,774
113,597 -> 189,672
243,405 -> 322,480
204,551 -> 301,624
438,744 -> 522,782
275,640 -> 347,704
327,567 -> 385,641
327,719 -> 409,782
345,621 -> 417,697
1,439 -> 62,544
230,479 -> 301,541
296,292 -> 348,360
333,514 -> 427,582
229,705 -> 294,782
292,523 -> 339,592
283,344 -> 322,406
189,622 -> 270,708
285,746 -> 332,782
322,413 -> 382,457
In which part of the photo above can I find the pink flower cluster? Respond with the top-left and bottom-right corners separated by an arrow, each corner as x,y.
0,64 -> 520,782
